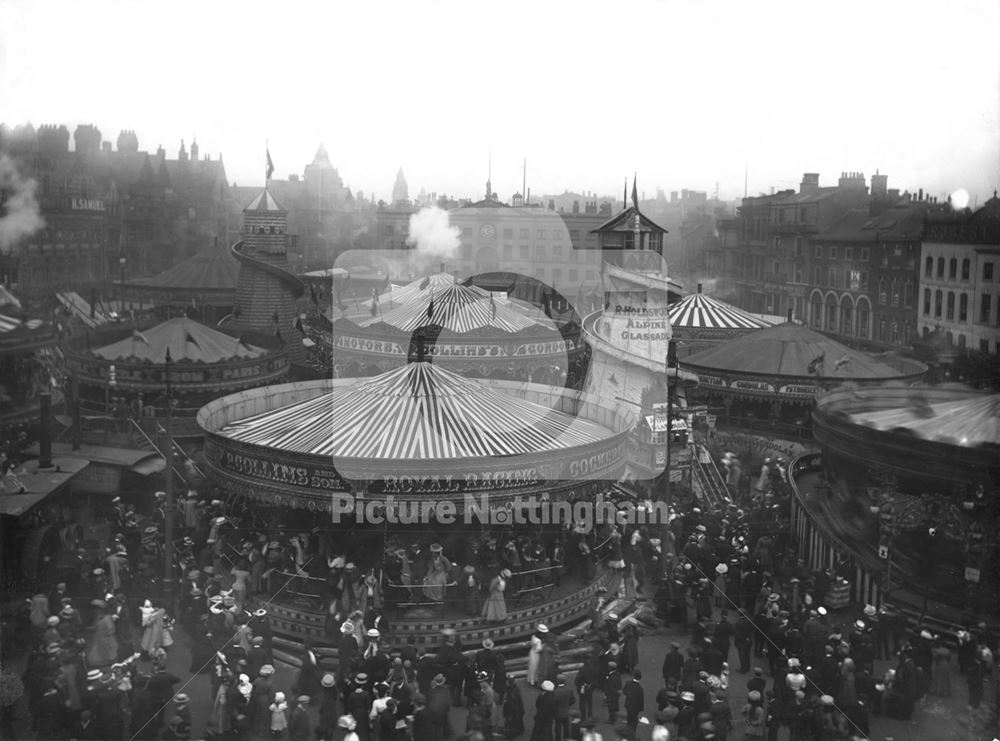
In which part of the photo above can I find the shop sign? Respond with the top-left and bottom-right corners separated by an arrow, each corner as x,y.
731,379 -> 774,393
699,375 -> 725,387
334,335 -> 406,355
512,338 -> 579,356
781,384 -> 818,396
71,198 -> 105,211
212,448 -> 347,491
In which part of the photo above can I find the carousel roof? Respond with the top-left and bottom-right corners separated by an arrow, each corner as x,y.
360,283 -> 542,334
93,317 -> 266,363
850,393 -> 1000,447
668,293 -> 777,331
368,271 -> 482,310
219,361 -> 611,459
132,246 -> 239,291
683,322 -> 908,380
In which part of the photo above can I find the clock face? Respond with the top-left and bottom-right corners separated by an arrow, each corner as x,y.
480,223 -> 496,239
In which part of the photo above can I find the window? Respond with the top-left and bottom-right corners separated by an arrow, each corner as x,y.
840,304 -> 854,335
569,269 -> 579,282
891,279 -> 900,307
861,271 -> 868,290
553,230 -> 563,241
958,294 -> 968,322
794,238 -> 802,257
878,277 -> 887,305
551,268 -> 562,283
949,258 -> 957,279
925,256 -> 933,277
773,261 -> 780,275
502,228 -> 513,239
519,229 -> 530,239
828,267 -> 837,288
814,267 -> 822,285
891,320 -> 899,344
860,247 -> 869,262
534,245 -> 545,260
878,318 -> 887,341
503,244 -> 513,260
553,244 -> 564,258
982,294 -> 993,323
830,246 -> 838,260
811,296 -> 823,327
794,263 -> 803,282
980,339 -> 990,353
569,230 -> 579,241
845,247 -> 853,261
536,229 -> 546,239
815,245 -> 823,259
923,288 -> 931,316
858,304 -> 870,338
519,245 -> 529,260
937,257 -> 945,278
962,259 -> 970,280
904,281 -> 913,307
935,290 -> 943,317
985,262 -> 995,281
946,291 -> 955,320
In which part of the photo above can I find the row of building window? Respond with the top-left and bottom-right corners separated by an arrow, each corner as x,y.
922,289 -> 1000,325
814,245 -> 871,262
923,256 -> 996,282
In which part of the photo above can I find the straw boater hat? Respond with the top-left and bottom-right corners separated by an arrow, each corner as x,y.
716,563 -> 728,574
681,691 -> 696,702
541,681 -> 554,692
298,695 -> 310,704
463,565 -> 475,574
854,620 -> 865,630
537,624 -> 549,633
260,665 -> 275,676
864,604 -> 877,617
355,673 -> 369,684
61,604 -> 73,616
367,629 -> 380,639
174,694 -> 189,705
338,716 -> 357,730
341,621 -> 355,634
429,543 -> 443,553
482,638 -> 495,650
47,615 -> 59,626
253,608 -> 267,618
820,695 -> 835,706
817,606 -> 827,615
322,674 -> 336,688
431,674 -> 446,687
500,569 -> 512,578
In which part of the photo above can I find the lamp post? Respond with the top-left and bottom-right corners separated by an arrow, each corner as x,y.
163,348 -> 176,613
659,339 -> 678,573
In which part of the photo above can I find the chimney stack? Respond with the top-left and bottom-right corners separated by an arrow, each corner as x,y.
697,283 -> 703,293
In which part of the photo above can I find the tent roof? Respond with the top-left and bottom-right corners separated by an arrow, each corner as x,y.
850,393 -> 1000,447
682,321 -> 910,380
361,283 -> 544,334
133,246 -> 239,290
668,293 -> 777,331
218,362 -> 611,460
93,317 -> 265,363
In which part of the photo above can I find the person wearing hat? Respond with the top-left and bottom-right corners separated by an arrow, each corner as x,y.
269,690 -> 289,735
741,690 -> 766,739
483,567 -> 510,623
315,675 -> 340,740
426,673 -> 452,741
86,600 -> 119,669
622,669 -> 645,731
250,663 -> 278,737
533,680 -> 557,737
245,635 -> 267,680
287,696 -> 311,741
602,661 -> 622,724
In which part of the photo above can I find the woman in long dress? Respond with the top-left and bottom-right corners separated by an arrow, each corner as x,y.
482,570 -> 510,622
140,600 -> 166,656
422,546 -> 451,604
86,604 -> 119,668
526,627 -> 546,687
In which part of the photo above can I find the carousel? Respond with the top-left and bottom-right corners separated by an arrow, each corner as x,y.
197,355 -> 638,647
64,316 -> 290,439
667,284 -> 777,358
790,385 -> 1000,614
322,270 -> 586,386
681,320 -> 928,429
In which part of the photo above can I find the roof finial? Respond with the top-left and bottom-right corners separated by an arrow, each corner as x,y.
486,149 -> 492,199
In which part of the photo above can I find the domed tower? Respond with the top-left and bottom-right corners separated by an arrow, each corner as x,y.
230,187 -> 307,365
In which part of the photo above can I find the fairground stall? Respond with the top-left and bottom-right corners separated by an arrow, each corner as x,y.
198,359 -> 637,649
791,385 -> 1000,620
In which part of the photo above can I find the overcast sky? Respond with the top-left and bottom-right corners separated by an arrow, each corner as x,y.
2,0 -> 998,205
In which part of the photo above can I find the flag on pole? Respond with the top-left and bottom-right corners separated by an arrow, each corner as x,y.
807,354 -> 825,375
266,150 -> 275,181
184,331 -> 200,349
418,276 -> 431,291
489,295 -> 497,320
370,288 -> 379,317
426,291 -> 435,321
309,283 -> 318,306
631,175 -> 638,209
132,329 -> 149,345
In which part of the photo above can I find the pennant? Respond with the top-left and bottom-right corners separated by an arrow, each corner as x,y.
266,149 -> 274,180
309,283 -> 318,306
236,334 -> 251,350
807,354 -> 825,375
418,276 -> 431,291
294,315 -> 305,335
426,291 -> 435,321
184,331 -> 200,349
132,329 -> 150,345
631,176 -> 639,209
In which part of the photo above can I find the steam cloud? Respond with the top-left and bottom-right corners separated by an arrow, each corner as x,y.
406,207 -> 460,259
0,155 -> 45,253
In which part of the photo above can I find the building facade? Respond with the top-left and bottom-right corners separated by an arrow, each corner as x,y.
919,195 -> 1000,354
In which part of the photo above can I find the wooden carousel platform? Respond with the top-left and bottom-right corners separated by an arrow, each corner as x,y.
261,570 -> 614,653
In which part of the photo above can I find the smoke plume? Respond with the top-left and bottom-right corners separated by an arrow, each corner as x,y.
406,207 -> 460,259
0,155 -> 45,253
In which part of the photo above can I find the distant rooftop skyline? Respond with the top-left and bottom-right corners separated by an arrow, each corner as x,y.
2,0 -> 997,205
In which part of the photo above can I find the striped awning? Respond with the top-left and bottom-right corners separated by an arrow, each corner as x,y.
371,272 -> 474,310
93,317 -> 265,363
219,362 -> 610,460
361,284 -> 542,334
668,293 -> 776,330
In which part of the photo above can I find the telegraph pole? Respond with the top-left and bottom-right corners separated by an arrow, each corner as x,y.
163,348 -> 176,613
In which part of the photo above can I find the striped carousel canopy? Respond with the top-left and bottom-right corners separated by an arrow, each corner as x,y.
219,362 -> 611,460
360,284 -> 543,334
668,292 -> 776,331
850,393 -> 1000,447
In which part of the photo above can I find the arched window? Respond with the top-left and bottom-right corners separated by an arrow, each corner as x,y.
937,257 -> 945,278
891,279 -> 900,306
949,258 -> 957,279
904,281 -> 913,307
857,301 -> 870,339
961,259 -> 970,280
840,302 -> 854,336
878,277 -> 887,304
810,295 -> 823,328
946,291 -> 955,320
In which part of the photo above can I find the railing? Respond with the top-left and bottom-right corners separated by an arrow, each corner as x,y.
715,416 -> 814,441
